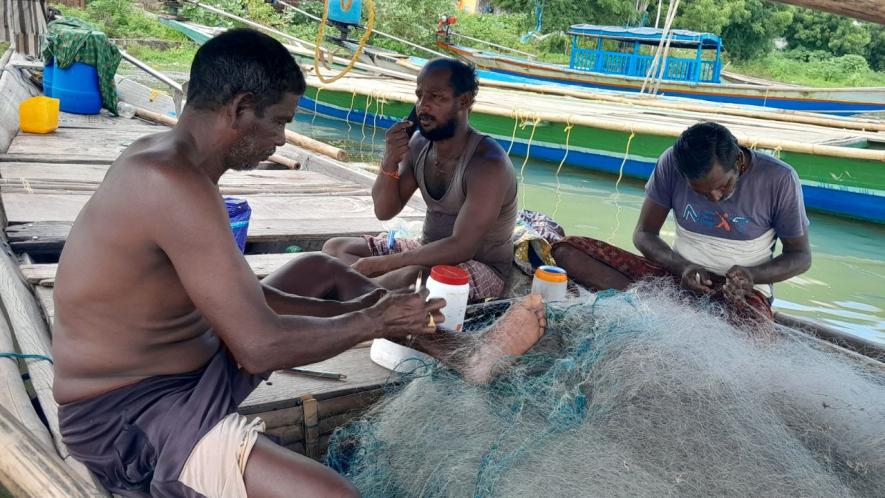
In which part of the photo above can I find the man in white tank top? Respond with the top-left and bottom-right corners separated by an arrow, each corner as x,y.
553,122 -> 812,323
324,58 -> 518,303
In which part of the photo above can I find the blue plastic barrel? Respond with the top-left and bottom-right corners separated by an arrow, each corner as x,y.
53,62 -> 102,115
225,197 -> 252,253
328,0 -> 362,25
43,61 -> 54,97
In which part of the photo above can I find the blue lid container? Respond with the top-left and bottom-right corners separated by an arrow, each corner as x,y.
327,0 -> 362,25
53,62 -> 102,115
43,61 -> 55,97
225,197 -> 252,253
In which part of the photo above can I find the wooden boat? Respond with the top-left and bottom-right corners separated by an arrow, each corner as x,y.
0,47 -> 419,495
1,42 -> 884,495
161,17 -> 885,224
437,23 -> 885,116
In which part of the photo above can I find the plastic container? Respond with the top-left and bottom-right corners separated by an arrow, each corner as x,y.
117,102 -> 136,119
19,96 -> 60,134
369,338 -> 434,373
327,0 -> 362,25
531,265 -> 568,302
53,62 -> 102,115
43,61 -> 54,97
426,265 -> 470,332
225,197 -> 252,253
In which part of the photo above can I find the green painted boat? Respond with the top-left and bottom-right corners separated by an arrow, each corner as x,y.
164,18 -> 885,224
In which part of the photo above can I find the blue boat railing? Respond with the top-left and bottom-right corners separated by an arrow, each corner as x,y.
569,47 -> 720,84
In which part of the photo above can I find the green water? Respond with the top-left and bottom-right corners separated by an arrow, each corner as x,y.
291,113 -> 885,346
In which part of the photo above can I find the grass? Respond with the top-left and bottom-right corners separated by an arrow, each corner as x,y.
123,43 -> 198,73
731,52 -> 885,88
0,42 -> 9,53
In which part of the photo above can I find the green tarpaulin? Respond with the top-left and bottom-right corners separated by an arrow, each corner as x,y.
42,18 -> 121,113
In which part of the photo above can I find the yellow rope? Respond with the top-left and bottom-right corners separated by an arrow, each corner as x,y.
608,129 -> 636,243
359,94 -> 372,158
314,0 -> 376,84
517,115 -> 541,210
371,93 -> 382,150
311,86 -> 323,128
344,90 -> 357,132
506,108 -> 520,156
552,118 -> 574,219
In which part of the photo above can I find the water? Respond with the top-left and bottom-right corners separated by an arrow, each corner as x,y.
291,112 -> 885,345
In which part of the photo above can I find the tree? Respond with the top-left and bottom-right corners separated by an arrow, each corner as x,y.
784,8 -> 871,58
492,0 -> 640,33
675,0 -> 792,61
870,25 -> 885,72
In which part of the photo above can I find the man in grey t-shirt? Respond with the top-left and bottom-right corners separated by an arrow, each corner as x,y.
553,122 -> 811,321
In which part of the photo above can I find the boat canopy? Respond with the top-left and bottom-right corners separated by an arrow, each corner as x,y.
567,25 -> 722,49
566,24 -> 723,84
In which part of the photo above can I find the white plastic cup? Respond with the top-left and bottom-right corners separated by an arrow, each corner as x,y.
425,265 -> 470,332
531,265 -> 568,302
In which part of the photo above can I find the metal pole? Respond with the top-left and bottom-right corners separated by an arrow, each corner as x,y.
119,50 -> 185,115
276,0 -> 448,59
449,31 -> 537,59
186,0 -> 309,50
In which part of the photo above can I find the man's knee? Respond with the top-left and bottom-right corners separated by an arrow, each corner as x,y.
323,237 -> 355,258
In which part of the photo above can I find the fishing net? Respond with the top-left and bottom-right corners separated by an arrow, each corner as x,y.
326,279 -> 885,497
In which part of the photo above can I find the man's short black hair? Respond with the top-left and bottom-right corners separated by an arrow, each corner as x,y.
186,28 -> 305,116
672,122 -> 741,180
423,57 -> 479,99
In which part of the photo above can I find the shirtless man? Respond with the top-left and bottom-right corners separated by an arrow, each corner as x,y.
323,58 -> 518,303
52,30 -> 544,498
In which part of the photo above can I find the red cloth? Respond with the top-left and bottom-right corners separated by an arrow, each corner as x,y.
553,236 -> 773,322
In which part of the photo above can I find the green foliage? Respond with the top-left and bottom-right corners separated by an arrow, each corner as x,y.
367,0 -> 455,56
675,0 -> 792,61
455,12 -> 533,52
870,26 -> 885,72
492,0 -> 639,33
58,0 -> 188,40
125,43 -> 199,70
784,9 -> 870,58
181,0 -> 290,29
732,51 -> 885,88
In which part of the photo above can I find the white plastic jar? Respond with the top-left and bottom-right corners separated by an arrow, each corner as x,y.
531,265 -> 568,301
425,265 -> 470,332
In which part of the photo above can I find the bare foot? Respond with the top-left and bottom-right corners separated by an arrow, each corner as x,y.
462,294 -> 546,384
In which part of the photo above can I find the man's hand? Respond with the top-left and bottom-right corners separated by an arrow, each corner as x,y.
381,120 -> 413,174
723,265 -> 754,303
680,264 -> 716,294
352,256 -> 397,278
367,288 -> 446,338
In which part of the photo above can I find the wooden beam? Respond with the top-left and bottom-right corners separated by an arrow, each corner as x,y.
769,0 -> 885,25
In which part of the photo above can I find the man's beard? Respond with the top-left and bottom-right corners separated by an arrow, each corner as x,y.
223,135 -> 272,171
418,116 -> 458,141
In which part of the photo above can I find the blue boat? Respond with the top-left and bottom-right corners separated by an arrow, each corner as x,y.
439,24 -> 885,116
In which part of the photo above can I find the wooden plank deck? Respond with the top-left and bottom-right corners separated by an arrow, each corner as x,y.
1,111 -> 424,255
0,107 -> 411,457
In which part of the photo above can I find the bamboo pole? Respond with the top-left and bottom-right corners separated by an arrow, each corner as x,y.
316,79 -> 885,163
0,242 -> 109,496
0,309 -> 53,450
134,107 -> 341,164
477,79 -> 885,133
0,405 -> 95,498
